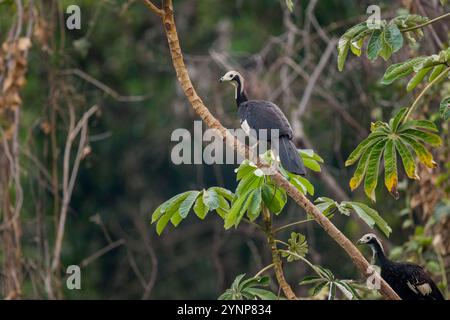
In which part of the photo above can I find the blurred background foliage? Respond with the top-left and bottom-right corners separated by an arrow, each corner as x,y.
0,0 -> 448,299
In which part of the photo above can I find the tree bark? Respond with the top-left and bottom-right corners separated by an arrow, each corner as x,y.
262,206 -> 297,299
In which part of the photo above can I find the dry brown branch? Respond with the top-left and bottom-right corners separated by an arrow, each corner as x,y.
80,239 -> 126,267
144,0 -> 400,300
60,69 -> 151,102
52,105 -> 99,272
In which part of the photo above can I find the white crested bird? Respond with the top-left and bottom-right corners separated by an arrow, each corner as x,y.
357,233 -> 445,300
219,70 -> 305,176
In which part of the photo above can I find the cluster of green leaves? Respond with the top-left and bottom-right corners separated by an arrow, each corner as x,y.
151,187 -> 233,235
224,150 -> 320,229
337,14 -> 428,71
439,96 -> 450,121
382,47 -> 450,93
315,197 -> 391,237
299,266 -> 361,300
218,274 -> 277,300
152,149 -> 320,234
345,108 -> 441,202
281,232 -> 309,262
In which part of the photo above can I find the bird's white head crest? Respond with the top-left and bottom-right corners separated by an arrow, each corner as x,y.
357,233 -> 384,260
219,71 -> 244,98
219,70 -> 242,83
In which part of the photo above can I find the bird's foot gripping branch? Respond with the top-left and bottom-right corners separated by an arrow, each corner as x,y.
143,0 -> 400,300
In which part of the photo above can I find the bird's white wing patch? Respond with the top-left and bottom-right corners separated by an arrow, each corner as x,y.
416,283 -> 432,296
407,281 -> 419,294
241,120 -> 251,135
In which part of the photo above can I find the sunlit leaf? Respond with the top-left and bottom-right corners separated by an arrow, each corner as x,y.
440,97 -> 450,120
346,202 -> 392,237
383,139 -> 398,198
406,66 -> 432,91
402,135 -> 437,168
395,138 -> 418,179
194,192 -> 208,219
364,139 -> 386,201
401,129 -> 442,147
367,29 -> 383,61
179,191 -> 200,218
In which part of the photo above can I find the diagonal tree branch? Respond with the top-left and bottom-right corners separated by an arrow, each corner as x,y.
144,0 -> 400,300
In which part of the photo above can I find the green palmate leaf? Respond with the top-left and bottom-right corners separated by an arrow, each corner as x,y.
303,158 -> 321,172
282,232 -> 308,262
335,282 -> 354,300
170,212 -> 184,227
337,22 -> 368,71
428,64 -> 446,82
291,176 -> 315,196
379,33 -> 393,61
178,191 -> 200,218
401,135 -> 437,168
350,28 -> 372,56
246,187 -> 262,221
234,173 -> 263,200
440,97 -> 450,120
383,139 -> 398,198
216,194 -> 231,218
219,274 -> 276,300
203,188 -> 220,210
345,132 -> 386,166
316,266 -> 334,280
236,161 -> 257,181
314,197 -> 338,216
349,146 -> 372,191
245,288 -> 278,300
391,107 -> 408,132
364,139 -> 387,201
393,14 -> 429,29
193,192 -> 209,219
400,129 -> 442,147
381,56 -> 426,85
225,190 -> 252,229
299,276 -> 323,286
384,22 -> 403,53
151,191 -> 191,223
299,149 -> 324,163
312,281 -> 328,296
347,202 -> 392,237
367,29 -> 383,61
261,183 -> 287,214
399,119 -> 439,133
406,66 -> 433,91
209,186 -> 234,201
395,138 -> 418,179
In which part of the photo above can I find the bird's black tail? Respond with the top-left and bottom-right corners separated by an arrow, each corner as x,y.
278,136 -> 306,176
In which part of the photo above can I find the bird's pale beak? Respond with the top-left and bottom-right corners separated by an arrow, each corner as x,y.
356,238 -> 364,245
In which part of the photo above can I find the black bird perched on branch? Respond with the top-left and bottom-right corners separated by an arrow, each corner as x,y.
219,70 -> 305,176
357,233 -> 445,300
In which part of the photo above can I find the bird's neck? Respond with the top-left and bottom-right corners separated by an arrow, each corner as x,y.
234,75 -> 248,106
370,240 -> 388,265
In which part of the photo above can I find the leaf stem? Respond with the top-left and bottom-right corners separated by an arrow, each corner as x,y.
273,218 -> 315,234
254,263 -> 275,278
278,249 -> 325,278
400,13 -> 450,33
403,66 -> 450,123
